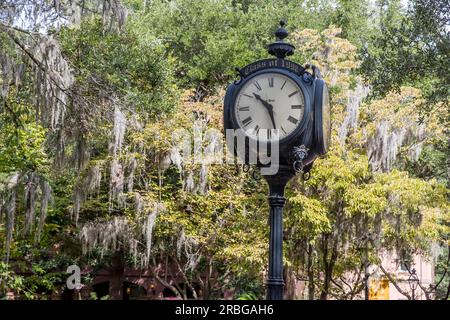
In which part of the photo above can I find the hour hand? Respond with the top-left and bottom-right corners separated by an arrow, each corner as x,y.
253,93 -> 265,105
253,93 -> 272,110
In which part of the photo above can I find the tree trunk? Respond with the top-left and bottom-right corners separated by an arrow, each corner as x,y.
307,243 -> 315,300
320,268 -> 332,300
284,266 -> 296,299
320,234 -> 330,300
109,252 -> 124,300
320,233 -> 339,300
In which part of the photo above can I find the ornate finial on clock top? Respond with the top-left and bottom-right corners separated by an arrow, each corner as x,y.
268,20 -> 295,59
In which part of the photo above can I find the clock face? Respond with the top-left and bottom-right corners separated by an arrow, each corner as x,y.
234,72 -> 305,141
322,83 -> 331,152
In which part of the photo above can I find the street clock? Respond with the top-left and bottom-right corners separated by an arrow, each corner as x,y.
224,21 -> 331,173
223,21 -> 332,301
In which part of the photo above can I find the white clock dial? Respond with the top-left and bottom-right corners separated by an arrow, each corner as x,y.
234,72 -> 305,141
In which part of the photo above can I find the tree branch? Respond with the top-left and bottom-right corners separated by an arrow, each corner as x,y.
379,264 -> 411,300
1,23 -> 71,94
152,258 -> 181,299
3,100 -> 22,128
173,255 -> 198,300
432,245 -> 450,294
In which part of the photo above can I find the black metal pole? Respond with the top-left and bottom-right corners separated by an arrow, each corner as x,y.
263,166 -> 294,300
267,182 -> 286,300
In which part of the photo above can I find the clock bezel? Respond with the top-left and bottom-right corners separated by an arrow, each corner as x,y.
226,68 -> 312,145
313,78 -> 331,155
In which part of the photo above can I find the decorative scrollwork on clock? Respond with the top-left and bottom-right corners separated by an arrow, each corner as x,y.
234,67 -> 244,85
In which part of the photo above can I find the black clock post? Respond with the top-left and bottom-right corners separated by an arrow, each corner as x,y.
223,20 -> 331,300
264,21 -> 298,301
264,165 -> 294,300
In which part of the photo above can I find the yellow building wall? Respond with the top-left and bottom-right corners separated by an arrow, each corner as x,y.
369,279 -> 390,300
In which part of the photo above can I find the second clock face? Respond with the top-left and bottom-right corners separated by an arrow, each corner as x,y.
322,83 -> 331,152
234,72 -> 305,141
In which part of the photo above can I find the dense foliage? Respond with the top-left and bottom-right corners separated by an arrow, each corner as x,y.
0,0 -> 448,300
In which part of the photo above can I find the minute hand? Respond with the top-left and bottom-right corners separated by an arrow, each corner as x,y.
253,93 -> 276,129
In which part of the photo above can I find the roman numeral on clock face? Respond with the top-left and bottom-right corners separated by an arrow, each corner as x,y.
268,77 -> 274,88
291,105 -> 302,109
238,106 -> 250,111
253,81 -> 262,91
253,125 -> 260,135
288,90 -> 299,98
242,116 -> 252,127
287,116 -> 298,124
